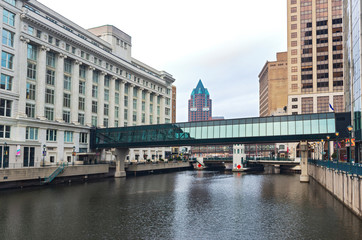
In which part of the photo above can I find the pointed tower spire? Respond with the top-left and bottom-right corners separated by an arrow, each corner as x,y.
188,79 -> 212,122
196,79 -> 204,91
192,79 -> 208,95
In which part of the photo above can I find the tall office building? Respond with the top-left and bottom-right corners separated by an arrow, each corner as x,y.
287,0 -> 344,114
259,52 -> 288,117
257,52 -> 295,158
0,0 -> 174,169
188,79 -> 212,122
343,0 -> 361,161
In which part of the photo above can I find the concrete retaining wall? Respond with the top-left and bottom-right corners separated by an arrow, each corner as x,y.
308,164 -> 362,218
126,162 -> 190,172
0,165 -> 109,183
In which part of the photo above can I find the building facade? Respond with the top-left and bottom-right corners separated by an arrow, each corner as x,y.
259,52 -> 288,117
257,52 -> 296,159
343,0 -> 361,162
0,0 -> 174,169
188,79 -> 212,122
287,0 -> 344,115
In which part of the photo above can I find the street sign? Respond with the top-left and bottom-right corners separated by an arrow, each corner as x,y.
345,138 -> 355,147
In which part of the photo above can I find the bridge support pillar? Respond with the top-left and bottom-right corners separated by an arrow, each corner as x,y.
114,148 -> 129,178
195,157 -> 205,170
300,141 -> 309,183
233,156 -> 243,171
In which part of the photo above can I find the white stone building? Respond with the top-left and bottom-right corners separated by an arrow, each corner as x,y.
0,0 -> 175,168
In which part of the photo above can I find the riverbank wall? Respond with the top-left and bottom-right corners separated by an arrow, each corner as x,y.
0,161 -> 192,190
126,161 -> 191,176
0,165 -> 110,189
308,164 -> 362,219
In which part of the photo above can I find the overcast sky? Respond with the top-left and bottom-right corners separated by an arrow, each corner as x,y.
38,0 -> 287,122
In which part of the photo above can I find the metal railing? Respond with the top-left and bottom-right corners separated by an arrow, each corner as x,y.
42,163 -> 66,184
246,157 -> 294,161
204,157 -> 233,161
308,159 -> 362,176
201,157 -> 295,161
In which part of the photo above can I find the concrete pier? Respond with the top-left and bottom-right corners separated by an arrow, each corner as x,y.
300,141 -> 309,183
0,165 -> 109,189
126,161 -> 190,174
114,148 -> 128,178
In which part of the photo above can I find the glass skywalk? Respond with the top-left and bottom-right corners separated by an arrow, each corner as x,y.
91,112 -> 350,149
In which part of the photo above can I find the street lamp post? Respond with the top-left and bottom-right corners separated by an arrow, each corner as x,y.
4,142 -> 7,168
42,144 -> 46,167
312,143 -> 315,160
72,146 -> 75,166
316,142 -> 320,160
347,125 -> 353,163
335,132 -> 339,162
326,135 -> 330,161
321,139 -> 324,160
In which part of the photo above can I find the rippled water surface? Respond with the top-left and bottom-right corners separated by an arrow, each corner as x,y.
0,171 -> 361,240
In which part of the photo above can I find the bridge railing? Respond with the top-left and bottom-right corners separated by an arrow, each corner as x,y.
204,157 -> 233,161
246,157 -> 294,161
308,159 -> 362,176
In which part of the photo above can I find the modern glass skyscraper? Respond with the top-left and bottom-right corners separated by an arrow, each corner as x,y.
188,80 -> 212,122
344,0 -> 361,161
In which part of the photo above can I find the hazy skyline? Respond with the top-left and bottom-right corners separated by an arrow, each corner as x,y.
38,0 -> 287,122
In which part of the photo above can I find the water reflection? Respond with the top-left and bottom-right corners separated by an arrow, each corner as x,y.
0,172 -> 361,240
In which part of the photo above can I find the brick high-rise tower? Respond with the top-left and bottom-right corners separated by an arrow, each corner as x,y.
188,80 -> 212,122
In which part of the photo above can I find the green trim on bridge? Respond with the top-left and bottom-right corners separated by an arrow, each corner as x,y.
90,112 -> 351,149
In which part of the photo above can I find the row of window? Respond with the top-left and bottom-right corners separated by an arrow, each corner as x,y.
97,117 -> 336,145
24,58 -> 170,105
26,82 -> 166,106
1,124 -> 86,143
23,100 -> 166,126
25,87 -> 167,124
1,55 -> 170,109
24,127 -> 88,143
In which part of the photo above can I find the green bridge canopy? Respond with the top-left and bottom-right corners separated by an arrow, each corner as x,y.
90,112 -> 350,149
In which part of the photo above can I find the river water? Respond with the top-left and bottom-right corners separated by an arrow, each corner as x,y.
0,171 -> 361,240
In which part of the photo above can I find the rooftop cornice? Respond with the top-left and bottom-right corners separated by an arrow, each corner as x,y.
20,1 -> 174,88
21,13 -> 169,86
25,0 -> 111,49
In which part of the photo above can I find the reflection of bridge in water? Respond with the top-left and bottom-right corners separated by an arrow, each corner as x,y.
90,112 -> 350,181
